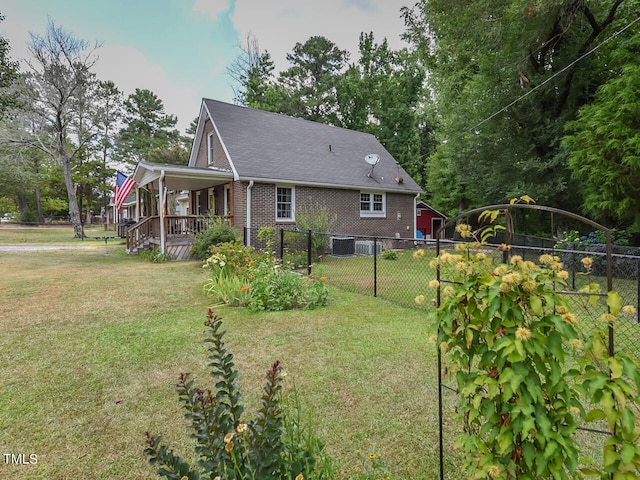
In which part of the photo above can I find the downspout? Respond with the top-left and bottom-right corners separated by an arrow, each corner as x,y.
159,170 -> 166,254
246,180 -> 254,246
414,194 -> 419,239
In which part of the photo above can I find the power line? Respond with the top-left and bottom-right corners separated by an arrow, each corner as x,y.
464,13 -> 640,135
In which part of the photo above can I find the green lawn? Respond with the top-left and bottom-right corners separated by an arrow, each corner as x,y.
0,240 -> 457,479
2,231 -> 638,479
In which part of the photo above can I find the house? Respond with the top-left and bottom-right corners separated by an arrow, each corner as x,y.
127,99 -> 423,259
416,200 -> 447,239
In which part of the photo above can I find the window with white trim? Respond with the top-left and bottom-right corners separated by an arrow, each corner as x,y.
276,186 -> 295,221
207,132 -> 214,165
360,191 -> 386,218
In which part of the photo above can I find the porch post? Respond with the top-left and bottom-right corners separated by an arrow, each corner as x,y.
159,171 -> 166,254
135,187 -> 140,222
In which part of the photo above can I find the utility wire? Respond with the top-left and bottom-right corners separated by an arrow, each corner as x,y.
465,14 -> 640,135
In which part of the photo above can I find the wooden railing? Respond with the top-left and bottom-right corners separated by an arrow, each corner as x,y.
125,216 -> 219,252
165,215 -> 209,236
125,217 -> 159,252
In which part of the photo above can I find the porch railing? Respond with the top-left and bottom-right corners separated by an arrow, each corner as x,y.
125,215 -> 213,252
125,216 -> 159,252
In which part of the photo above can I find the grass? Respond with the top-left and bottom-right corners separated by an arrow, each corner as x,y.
0,232 -> 456,479
2,230 -> 638,479
0,224 -> 124,245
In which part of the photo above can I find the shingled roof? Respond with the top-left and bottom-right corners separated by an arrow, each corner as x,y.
193,99 -> 422,194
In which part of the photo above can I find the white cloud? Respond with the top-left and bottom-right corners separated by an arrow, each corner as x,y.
192,0 -> 232,20
95,45 -> 200,132
230,0 -> 409,73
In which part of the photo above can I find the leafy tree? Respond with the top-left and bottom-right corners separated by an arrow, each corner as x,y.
563,34 -> 640,231
401,0 -> 634,217
277,35 -> 349,124
116,88 -> 182,165
0,12 -> 20,117
337,32 -> 433,187
1,21 -> 101,237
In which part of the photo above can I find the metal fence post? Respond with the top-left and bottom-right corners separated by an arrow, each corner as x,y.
307,229 -> 312,275
279,228 -> 285,260
243,226 -> 247,246
373,237 -> 378,297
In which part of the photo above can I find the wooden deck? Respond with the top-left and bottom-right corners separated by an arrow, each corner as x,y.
125,215 -> 208,261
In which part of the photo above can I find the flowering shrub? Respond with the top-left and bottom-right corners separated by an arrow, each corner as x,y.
192,218 -> 240,260
247,262 -> 328,312
427,216 -> 640,479
144,309 -> 334,480
204,242 -> 329,311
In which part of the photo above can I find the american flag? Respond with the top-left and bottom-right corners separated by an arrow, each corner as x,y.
114,171 -> 136,211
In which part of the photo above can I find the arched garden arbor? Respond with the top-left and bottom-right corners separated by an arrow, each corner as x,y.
433,203 -> 640,479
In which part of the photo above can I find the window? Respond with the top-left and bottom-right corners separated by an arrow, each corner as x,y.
360,192 -> 386,218
276,186 -> 294,221
207,132 -> 214,165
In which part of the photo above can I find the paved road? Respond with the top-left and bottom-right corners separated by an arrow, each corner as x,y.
0,245 -> 98,252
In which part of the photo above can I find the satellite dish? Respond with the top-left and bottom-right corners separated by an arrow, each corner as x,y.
365,154 -> 380,166
364,154 -> 380,182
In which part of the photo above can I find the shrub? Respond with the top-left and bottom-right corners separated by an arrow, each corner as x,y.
247,262 -> 328,312
139,248 -> 169,263
295,204 -> 337,257
381,249 -> 398,260
192,218 -> 240,260
426,209 -> 640,479
144,309 -> 333,480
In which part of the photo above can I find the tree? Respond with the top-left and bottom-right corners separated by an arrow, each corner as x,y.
337,32 -> 432,186
3,21 -> 101,237
277,36 -> 349,123
401,0 -> 634,218
0,12 -> 20,117
116,88 -> 182,165
563,34 -> 640,231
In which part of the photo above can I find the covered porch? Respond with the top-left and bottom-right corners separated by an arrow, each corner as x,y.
125,161 -> 235,259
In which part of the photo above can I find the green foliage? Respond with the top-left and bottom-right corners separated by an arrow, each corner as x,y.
295,204 -> 337,257
203,242 -> 329,311
0,13 -> 20,117
428,216 -> 640,478
257,226 -> 275,253
203,241 -> 258,307
116,88 -> 183,165
277,35 -> 349,124
191,218 -> 240,260
139,248 -> 169,263
144,309 -> 333,479
402,1 -> 632,218
381,249 -> 398,261
247,262 -> 328,312
564,44 -> 640,230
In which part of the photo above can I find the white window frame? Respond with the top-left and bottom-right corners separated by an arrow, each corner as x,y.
275,185 -> 295,222
207,132 -> 214,165
360,191 -> 386,218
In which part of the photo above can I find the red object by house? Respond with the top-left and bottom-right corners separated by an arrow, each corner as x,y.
416,201 -> 447,239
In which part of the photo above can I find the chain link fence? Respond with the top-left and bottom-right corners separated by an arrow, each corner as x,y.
244,225 -> 640,356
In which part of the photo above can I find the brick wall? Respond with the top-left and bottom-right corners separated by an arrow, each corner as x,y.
244,182 -> 415,238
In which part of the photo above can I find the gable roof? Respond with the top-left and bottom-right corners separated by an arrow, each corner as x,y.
416,200 -> 447,219
189,99 -> 422,194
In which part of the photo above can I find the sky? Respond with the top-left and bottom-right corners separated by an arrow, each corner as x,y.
1,0 -> 412,133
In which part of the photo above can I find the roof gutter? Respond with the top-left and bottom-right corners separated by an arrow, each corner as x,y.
414,193 -> 419,240
246,180 -> 254,246
159,170 -> 166,254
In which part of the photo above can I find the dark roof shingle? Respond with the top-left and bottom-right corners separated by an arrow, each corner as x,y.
203,99 -> 422,194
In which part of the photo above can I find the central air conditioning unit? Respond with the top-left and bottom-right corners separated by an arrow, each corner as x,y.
355,240 -> 382,256
330,236 -> 355,256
